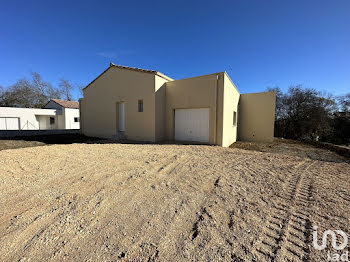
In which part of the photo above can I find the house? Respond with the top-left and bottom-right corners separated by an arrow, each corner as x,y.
80,63 -> 275,147
0,99 -> 80,130
44,99 -> 80,129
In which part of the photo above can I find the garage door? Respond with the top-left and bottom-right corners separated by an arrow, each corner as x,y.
0,117 -> 20,130
175,108 -> 209,143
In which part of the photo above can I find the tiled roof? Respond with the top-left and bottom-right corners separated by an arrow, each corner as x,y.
50,99 -> 79,109
109,63 -> 173,81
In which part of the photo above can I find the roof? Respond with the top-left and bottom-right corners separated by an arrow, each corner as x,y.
83,62 -> 173,90
49,99 -> 79,109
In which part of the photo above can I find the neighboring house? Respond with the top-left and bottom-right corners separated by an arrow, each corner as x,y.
80,63 -> 276,147
0,99 -> 80,130
44,99 -> 80,129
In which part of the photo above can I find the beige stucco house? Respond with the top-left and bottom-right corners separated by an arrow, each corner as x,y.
80,63 -> 275,147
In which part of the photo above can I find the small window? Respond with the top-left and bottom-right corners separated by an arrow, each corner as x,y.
74,117 -> 80,123
138,100 -> 143,112
233,111 -> 237,126
50,117 -> 55,125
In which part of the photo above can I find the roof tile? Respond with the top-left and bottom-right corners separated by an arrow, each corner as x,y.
51,99 -> 79,109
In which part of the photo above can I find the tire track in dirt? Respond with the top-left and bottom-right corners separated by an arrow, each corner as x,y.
121,152 -> 252,261
45,153 -> 190,261
252,160 -> 316,262
116,154 -> 197,261
45,153 -> 185,261
1,154 -> 145,261
171,155 -> 257,260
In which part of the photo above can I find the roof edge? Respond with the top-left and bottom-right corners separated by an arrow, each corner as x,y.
223,71 -> 240,94
83,64 -> 114,90
83,63 -> 173,90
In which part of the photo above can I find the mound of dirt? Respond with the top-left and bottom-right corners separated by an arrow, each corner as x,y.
230,139 -> 349,163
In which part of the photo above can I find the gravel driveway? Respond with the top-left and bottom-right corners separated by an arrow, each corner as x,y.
0,143 -> 349,261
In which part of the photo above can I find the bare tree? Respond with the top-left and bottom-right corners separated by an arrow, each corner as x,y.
31,72 -> 62,106
75,84 -> 84,99
59,78 -> 73,101
337,93 -> 350,112
0,73 -> 62,108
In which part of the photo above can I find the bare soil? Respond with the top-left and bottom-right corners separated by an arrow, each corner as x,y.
0,141 -> 349,261
0,134 -> 102,151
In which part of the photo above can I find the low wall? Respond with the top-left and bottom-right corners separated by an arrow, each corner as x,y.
0,129 -> 80,138
238,91 -> 276,142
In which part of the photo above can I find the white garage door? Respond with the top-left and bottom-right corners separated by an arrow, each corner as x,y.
175,108 -> 209,143
0,117 -> 20,130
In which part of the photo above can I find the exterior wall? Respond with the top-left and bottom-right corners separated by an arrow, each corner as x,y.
79,98 -> 85,134
82,67 -> 157,141
63,108 -> 80,129
56,113 -> 65,129
81,66 -> 275,145
238,91 -> 276,142
0,107 -> 57,130
165,73 -> 224,144
155,75 -> 169,141
221,73 -> 240,147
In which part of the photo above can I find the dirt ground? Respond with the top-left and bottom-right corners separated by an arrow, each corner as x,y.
0,141 -> 349,261
0,134 -> 102,151
230,139 -> 349,163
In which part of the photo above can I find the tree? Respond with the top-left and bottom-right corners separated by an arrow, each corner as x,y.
331,93 -> 350,145
0,73 -> 62,108
0,85 -> 3,101
337,93 -> 350,112
266,87 -> 285,121
59,78 -> 73,101
269,86 -> 336,141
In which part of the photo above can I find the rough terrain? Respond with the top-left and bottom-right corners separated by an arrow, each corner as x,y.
0,142 -> 349,261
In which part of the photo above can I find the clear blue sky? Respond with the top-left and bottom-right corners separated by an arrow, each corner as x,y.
0,0 -> 349,100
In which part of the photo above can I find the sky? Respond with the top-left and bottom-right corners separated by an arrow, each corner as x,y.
0,0 -> 349,100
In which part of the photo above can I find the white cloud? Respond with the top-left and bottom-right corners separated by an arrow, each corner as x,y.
96,51 -> 119,59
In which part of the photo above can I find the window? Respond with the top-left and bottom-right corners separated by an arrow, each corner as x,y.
74,117 -> 80,123
50,117 -> 55,125
138,99 -> 143,112
233,111 -> 237,126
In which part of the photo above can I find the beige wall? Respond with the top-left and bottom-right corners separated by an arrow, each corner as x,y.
82,67 -> 158,141
79,98 -> 85,134
165,73 -> 222,144
81,65 -> 275,145
221,73 -> 240,147
155,75 -> 168,141
238,91 -> 276,142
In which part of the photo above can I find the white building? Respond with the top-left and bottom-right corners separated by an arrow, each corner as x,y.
0,99 -> 80,130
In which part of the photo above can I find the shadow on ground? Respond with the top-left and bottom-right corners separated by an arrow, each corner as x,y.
0,134 -> 211,151
0,134 -> 105,151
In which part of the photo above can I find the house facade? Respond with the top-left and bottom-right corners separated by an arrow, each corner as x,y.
80,63 -> 275,147
0,99 -> 80,130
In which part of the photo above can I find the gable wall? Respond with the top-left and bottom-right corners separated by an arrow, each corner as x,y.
82,67 -> 157,141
